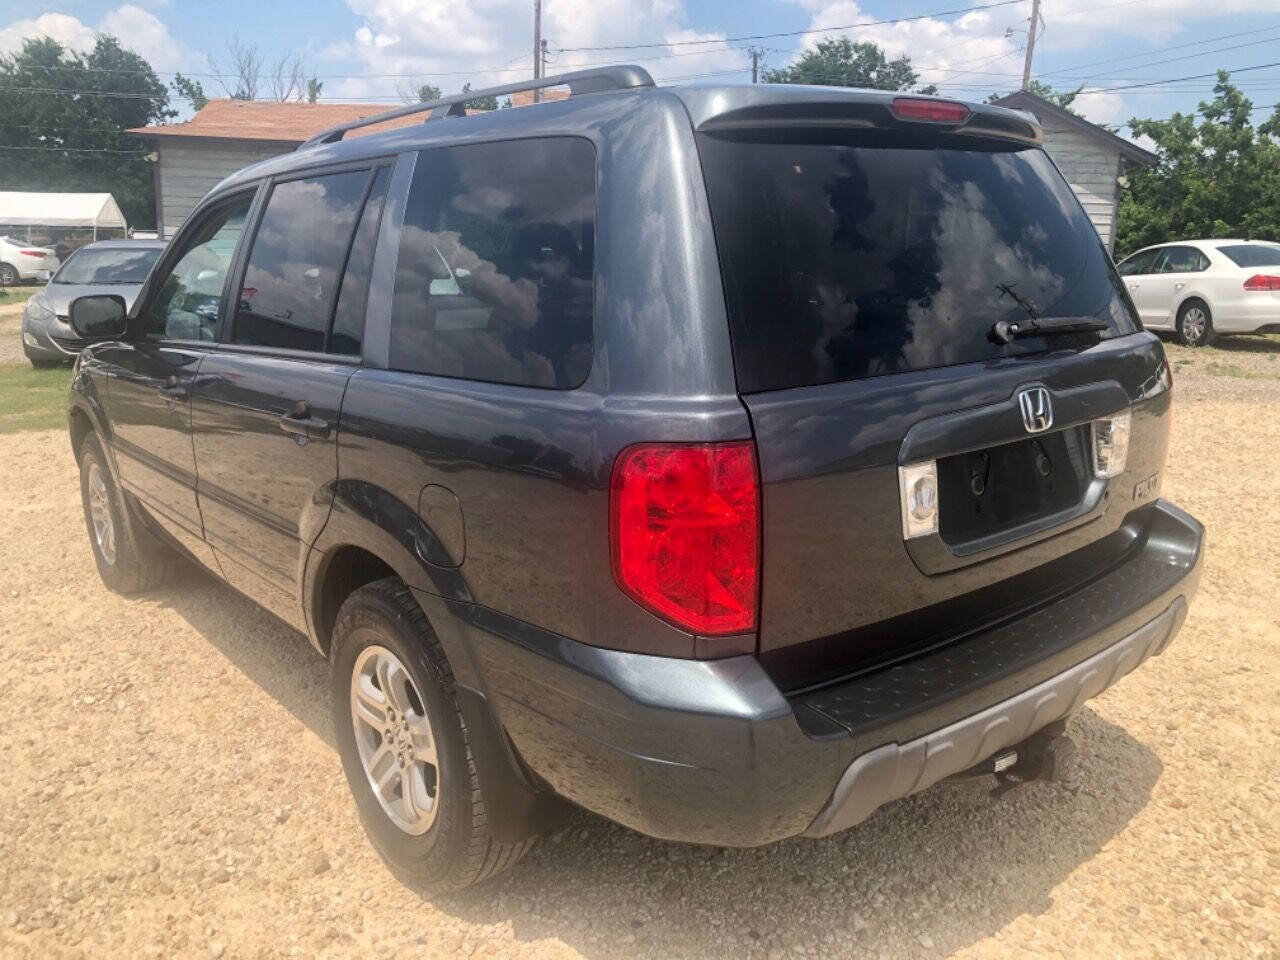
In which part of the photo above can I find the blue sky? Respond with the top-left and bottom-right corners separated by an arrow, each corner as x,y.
1,0 -> 1278,143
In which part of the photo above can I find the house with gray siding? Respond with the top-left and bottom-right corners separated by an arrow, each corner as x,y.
128,100 -> 417,238
993,90 -> 1157,251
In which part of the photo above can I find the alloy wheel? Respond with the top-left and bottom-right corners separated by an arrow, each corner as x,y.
1182,307 -> 1207,344
86,461 -> 116,565
350,645 -> 440,835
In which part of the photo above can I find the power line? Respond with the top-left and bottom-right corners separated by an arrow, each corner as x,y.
1039,25 -> 1280,79
1086,59 -> 1280,93
0,144 -> 147,155
555,0 -> 1029,53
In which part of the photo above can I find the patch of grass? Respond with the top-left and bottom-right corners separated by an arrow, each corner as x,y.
0,286 -> 39,308
1201,361 -> 1280,380
0,363 -> 72,434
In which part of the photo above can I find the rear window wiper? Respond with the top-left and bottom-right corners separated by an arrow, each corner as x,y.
990,316 -> 1109,345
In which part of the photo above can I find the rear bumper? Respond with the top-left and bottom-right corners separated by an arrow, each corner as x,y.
1213,298 -> 1280,333
438,499 -> 1203,847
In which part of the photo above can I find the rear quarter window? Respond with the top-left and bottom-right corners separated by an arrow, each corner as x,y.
1218,244 -> 1280,268
388,137 -> 596,389
698,130 -> 1140,393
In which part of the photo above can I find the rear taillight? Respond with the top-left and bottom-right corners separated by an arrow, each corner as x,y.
19,249 -> 47,257
890,97 -> 971,124
1243,274 -> 1280,291
1092,411 -> 1132,479
610,442 -> 759,636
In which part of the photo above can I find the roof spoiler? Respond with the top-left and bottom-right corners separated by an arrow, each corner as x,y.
297,65 -> 655,151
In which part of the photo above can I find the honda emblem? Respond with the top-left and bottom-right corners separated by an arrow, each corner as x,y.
1018,387 -> 1053,434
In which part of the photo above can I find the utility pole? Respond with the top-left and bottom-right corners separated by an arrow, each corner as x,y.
748,46 -> 763,84
1021,0 -> 1042,90
533,0 -> 542,102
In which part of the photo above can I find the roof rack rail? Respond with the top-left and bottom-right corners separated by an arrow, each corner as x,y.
298,65 -> 655,151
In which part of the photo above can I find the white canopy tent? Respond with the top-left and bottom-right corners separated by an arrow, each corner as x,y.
0,192 -> 128,240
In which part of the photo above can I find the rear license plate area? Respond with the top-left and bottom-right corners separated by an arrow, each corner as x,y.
937,427 -> 1090,548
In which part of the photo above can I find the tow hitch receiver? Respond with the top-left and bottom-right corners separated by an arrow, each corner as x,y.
989,720 -> 1080,797
945,720 -> 1081,797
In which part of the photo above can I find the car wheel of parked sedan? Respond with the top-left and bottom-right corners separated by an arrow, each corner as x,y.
0,263 -> 18,286
77,433 -> 171,593
1175,300 -> 1213,347
331,577 -> 535,892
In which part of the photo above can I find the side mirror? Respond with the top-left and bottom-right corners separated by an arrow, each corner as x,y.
69,294 -> 128,340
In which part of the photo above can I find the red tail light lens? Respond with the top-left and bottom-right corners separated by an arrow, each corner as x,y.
890,97 -> 971,124
610,442 -> 759,636
1243,274 -> 1280,291
19,249 -> 48,257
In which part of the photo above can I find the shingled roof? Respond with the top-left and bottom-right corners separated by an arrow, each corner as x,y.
128,99 -> 422,145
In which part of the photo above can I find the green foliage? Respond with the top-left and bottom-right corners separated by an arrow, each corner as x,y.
417,83 -> 442,102
762,37 -> 921,91
460,82 -> 498,111
0,35 -> 173,230
172,73 -> 208,111
1116,73 -> 1280,256
1025,79 -> 1085,111
306,78 -> 323,104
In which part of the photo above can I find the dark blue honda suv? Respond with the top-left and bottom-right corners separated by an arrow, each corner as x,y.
65,68 -> 1203,891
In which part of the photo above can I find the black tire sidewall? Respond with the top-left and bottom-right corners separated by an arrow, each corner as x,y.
0,264 -> 16,286
330,586 -> 472,886
1177,300 -> 1213,347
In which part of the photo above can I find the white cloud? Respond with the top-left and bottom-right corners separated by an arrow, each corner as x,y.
327,0 -> 745,102
0,5 -> 198,74
0,14 -> 97,57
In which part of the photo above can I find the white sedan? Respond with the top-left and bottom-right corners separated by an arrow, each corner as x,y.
0,236 -> 60,286
1115,239 -> 1280,346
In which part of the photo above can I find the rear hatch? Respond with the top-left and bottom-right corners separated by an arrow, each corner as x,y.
696,104 -> 1172,692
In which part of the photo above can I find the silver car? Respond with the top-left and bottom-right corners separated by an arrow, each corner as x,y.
21,240 -> 165,367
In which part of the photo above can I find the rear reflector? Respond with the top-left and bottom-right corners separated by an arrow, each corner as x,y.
890,97 -> 971,124
610,442 -> 759,636
1243,274 -> 1280,291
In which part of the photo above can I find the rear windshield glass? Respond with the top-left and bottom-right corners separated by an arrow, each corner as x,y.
1218,244 -> 1280,267
698,131 -> 1140,392
54,246 -> 161,285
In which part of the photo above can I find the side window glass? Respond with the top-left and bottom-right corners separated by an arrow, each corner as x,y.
1117,249 -> 1156,276
329,167 -> 390,356
1197,251 -> 1211,271
233,169 -> 369,352
145,195 -> 252,341
1159,246 -> 1199,273
389,137 -> 596,389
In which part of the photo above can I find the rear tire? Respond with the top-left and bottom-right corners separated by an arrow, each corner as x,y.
331,577 -> 535,892
0,263 -> 17,287
77,434 -> 171,593
1175,299 -> 1213,347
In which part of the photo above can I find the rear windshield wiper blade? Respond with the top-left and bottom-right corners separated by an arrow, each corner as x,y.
990,316 -> 1109,345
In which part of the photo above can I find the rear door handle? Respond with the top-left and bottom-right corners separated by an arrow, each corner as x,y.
279,402 -> 331,442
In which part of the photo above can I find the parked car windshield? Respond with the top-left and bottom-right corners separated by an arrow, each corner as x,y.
54,247 -> 162,285
1217,244 -> 1280,268
698,130 -> 1141,393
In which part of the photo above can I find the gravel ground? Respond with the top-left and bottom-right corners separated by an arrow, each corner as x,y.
0,341 -> 1277,960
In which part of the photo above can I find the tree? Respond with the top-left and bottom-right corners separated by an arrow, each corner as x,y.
1115,73 -> 1280,255
417,83 -> 442,102
172,73 -> 208,111
460,82 -> 498,111
989,80 -> 1084,111
762,37 -> 923,91
306,77 -> 323,104
0,35 -> 173,229
210,37 -> 307,102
